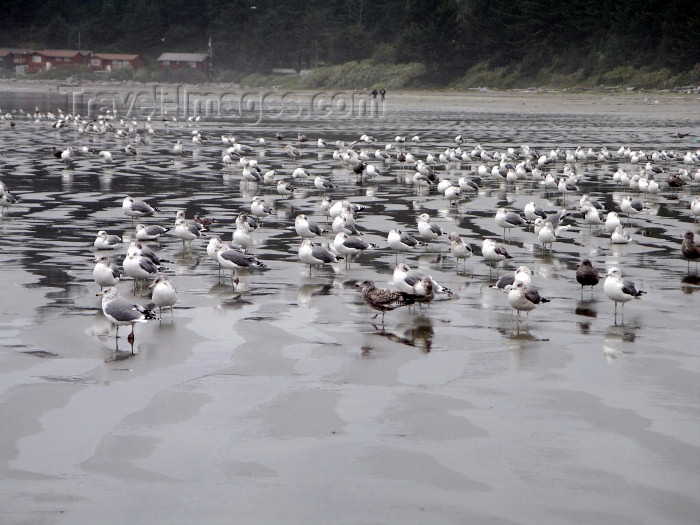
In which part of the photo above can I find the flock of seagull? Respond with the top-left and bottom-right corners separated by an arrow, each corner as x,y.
2,105 -> 700,344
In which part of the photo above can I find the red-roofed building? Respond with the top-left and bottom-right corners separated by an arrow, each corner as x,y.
0,48 -> 31,71
89,53 -> 144,71
27,50 -> 92,74
157,53 -> 210,76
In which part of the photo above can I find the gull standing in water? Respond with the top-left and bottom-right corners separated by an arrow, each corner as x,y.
387,228 -> 423,261
575,259 -> 601,298
100,286 -> 156,344
216,243 -> 267,285
174,217 -> 204,249
122,196 -> 158,223
620,196 -> 645,223
356,279 -> 408,325
681,231 -> 700,271
123,249 -> 164,292
537,221 -> 556,252
93,255 -> 120,291
298,238 -> 342,274
490,265 -> 533,290
416,213 -> 444,246
611,226 -> 632,244
495,207 -> 526,240
333,232 -> 376,266
447,232 -> 472,271
295,214 -> 325,239
481,238 -> 513,270
392,263 -> 452,296
0,180 -> 20,215
251,196 -> 274,223
148,274 -> 177,319
504,280 -> 550,323
604,267 -> 645,320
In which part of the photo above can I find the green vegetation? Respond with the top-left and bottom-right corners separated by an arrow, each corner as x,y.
1,0 -> 698,90
241,61 -> 427,90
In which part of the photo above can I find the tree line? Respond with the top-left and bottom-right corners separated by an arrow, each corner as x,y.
1,0 -> 698,86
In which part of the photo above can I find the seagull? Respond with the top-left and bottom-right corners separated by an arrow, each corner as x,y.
447,232 -> 472,271
251,196 -> 274,222
93,230 -> 122,250
100,286 -> 156,343
332,232 -> 376,266
0,181 -> 20,214
232,221 -> 253,252
298,238 -> 342,273
605,211 -> 622,234
122,196 -> 158,222
689,196 -> 700,222
314,176 -> 336,192
681,231 -> 700,270
523,201 -> 547,223
135,224 -> 170,241
537,221 -> 556,252
216,243 -> 267,283
285,144 -> 301,161
387,229 -> 423,260
174,217 -> 204,248
620,196 -> 645,222
98,150 -> 113,164
611,226 -> 632,244
128,241 -> 170,267
481,238 -> 513,269
489,265 -> 533,289
604,267 -> 645,319
392,263 -> 452,295
194,214 -> 215,231
576,259 -> 601,298
92,255 -> 120,291
294,214 -> 324,238
331,214 -> 361,235
277,179 -> 295,197
148,274 -> 177,319
123,250 -> 164,291
495,207 -> 526,239
416,213 -> 444,245
504,280 -> 550,323
356,279 -> 408,325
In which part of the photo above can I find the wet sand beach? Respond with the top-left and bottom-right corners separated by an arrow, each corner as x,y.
0,83 -> 699,524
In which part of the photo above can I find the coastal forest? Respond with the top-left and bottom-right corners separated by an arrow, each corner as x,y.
2,0 -> 699,88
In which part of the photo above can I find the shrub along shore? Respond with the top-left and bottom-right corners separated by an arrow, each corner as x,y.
3,60 -> 698,93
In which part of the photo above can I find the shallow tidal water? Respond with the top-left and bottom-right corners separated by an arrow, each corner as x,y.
1,86 -> 699,524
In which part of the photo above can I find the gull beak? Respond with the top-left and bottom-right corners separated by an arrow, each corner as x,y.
96,291 -> 103,296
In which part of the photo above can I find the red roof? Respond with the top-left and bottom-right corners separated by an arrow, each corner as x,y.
0,48 -> 30,57
94,53 -> 141,61
35,49 -> 91,58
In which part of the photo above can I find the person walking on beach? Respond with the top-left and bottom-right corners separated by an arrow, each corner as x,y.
371,89 -> 378,100
379,88 -> 386,101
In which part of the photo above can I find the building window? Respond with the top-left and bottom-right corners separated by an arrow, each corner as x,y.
32,56 -> 41,63
162,60 -> 169,65
188,61 -> 196,68
91,59 -> 101,66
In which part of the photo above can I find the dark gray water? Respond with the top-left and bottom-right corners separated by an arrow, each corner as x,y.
1,85 -> 699,524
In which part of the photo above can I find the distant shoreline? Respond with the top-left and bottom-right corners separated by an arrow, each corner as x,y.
1,78 -> 698,123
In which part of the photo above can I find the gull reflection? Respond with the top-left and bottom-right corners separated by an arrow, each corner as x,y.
297,282 -> 334,307
371,315 -> 434,353
681,274 -> 700,294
